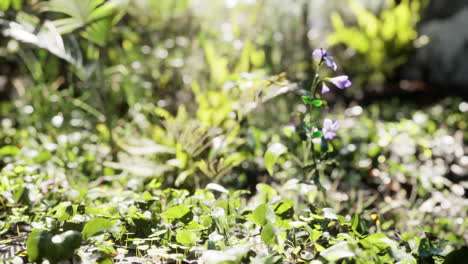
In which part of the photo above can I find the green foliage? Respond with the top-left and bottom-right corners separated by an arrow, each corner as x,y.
27,230 -> 82,263
264,143 -> 287,176
0,0 -> 466,263
329,0 -> 423,85
82,217 -> 117,239
46,0 -> 125,46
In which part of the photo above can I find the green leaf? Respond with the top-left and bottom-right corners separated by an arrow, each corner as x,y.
301,95 -> 313,104
52,202 -> 75,221
261,223 -> 277,245
360,234 -> 390,251
12,0 -> 22,10
0,0 -> 10,12
0,145 -> 20,157
312,100 -> 324,107
320,241 -> 356,262
26,229 -> 51,262
312,131 -> 323,138
82,217 -> 117,239
50,231 -> 82,260
351,213 -> 368,235
258,183 -> 278,203
274,199 -> 294,219
251,204 -> 276,226
351,213 -> 361,233
53,17 -> 85,34
47,0 -> 104,22
264,143 -> 287,175
161,205 -> 191,222
47,0 -> 123,46
301,97 -> 323,107
176,229 -> 197,246
87,2 -> 119,22
2,13 -> 76,63
200,215 -> 213,228
83,18 -> 113,46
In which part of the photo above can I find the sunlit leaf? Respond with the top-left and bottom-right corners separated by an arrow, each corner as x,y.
162,205 -> 191,222
251,204 -> 276,226
264,143 -> 287,176
261,223 -> 277,245
176,229 -> 197,246
82,217 -> 117,239
320,241 -> 356,262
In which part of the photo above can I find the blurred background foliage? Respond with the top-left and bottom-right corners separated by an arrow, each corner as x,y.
0,0 -> 467,251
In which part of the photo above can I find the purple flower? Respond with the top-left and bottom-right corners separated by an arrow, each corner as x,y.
321,75 -> 352,94
313,48 -> 337,71
321,83 -> 330,94
323,118 -> 339,140
40,180 -> 55,194
329,75 -> 352,89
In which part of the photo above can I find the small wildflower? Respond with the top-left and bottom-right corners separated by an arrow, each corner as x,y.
321,83 -> 330,94
313,48 -> 337,71
323,118 -> 339,140
60,180 -> 70,189
40,180 -> 55,194
329,75 -> 352,89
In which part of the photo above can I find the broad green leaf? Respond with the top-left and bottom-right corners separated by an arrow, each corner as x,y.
27,230 -> 82,263
185,221 -> 205,231
176,229 -> 197,246
360,234 -> 390,251
264,143 -> 287,175
161,205 -> 191,222
312,100 -> 324,107
12,0 -> 22,10
200,215 -> 213,228
52,202 -> 75,221
49,231 -> 82,260
261,223 -> 277,245
82,217 -> 117,239
320,241 -> 356,262
251,204 -> 276,226
301,95 -> 313,104
26,229 -> 51,262
0,145 -> 20,157
0,0 -> 11,11
313,131 -> 323,138
258,183 -> 278,203
273,199 -> 294,219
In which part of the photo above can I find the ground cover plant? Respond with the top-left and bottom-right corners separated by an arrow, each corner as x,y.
0,0 -> 467,263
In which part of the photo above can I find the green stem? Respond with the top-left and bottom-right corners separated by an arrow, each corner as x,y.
304,63 -> 322,181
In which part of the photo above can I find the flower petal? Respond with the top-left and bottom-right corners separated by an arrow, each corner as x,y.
324,132 -> 336,140
312,48 -> 326,59
330,75 -> 351,89
331,120 -> 340,131
321,83 -> 330,94
323,118 -> 332,129
324,57 -> 338,71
